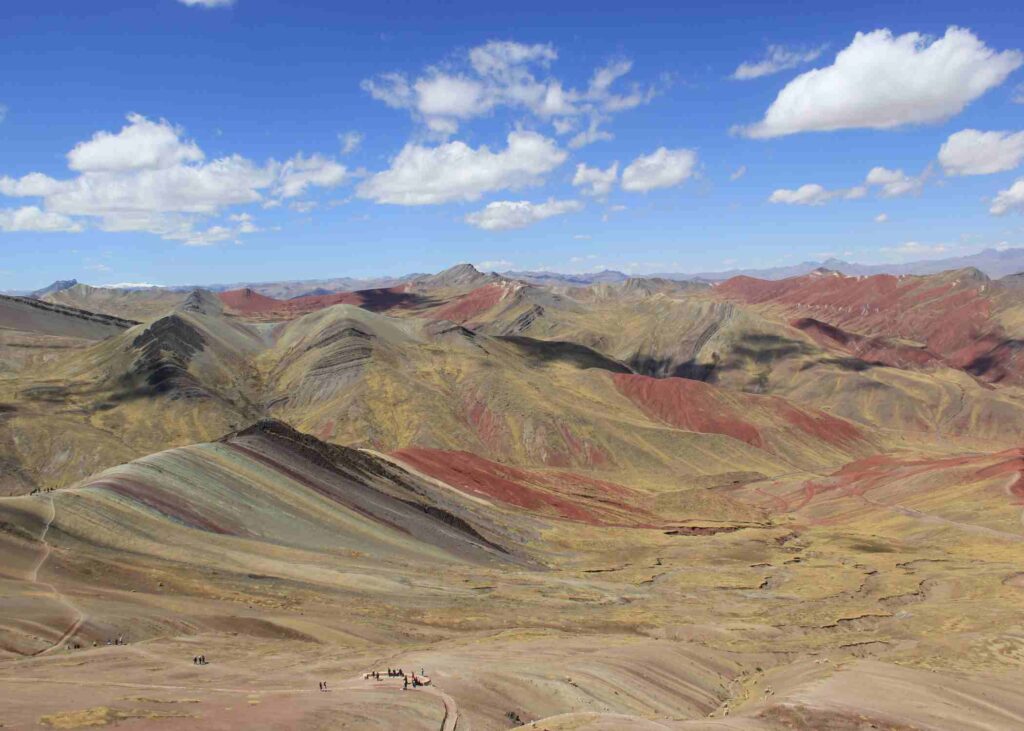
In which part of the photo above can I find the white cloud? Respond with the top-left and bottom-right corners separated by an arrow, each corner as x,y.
881,241 -> 952,259
362,40 -> 656,138
228,212 -> 260,233
476,259 -> 514,271
274,154 -> 347,199
770,184 -> 837,206
939,129 -> 1024,175
357,130 -> 566,205
730,165 -> 747,181
415,74 -> 492,120
0,172 -> 65,197
100,282 -> 164,289
737,27 -> 1022,138
568,116 -> 614,149
991,178 -> 1024,215
771,166 -> 922,206
339,131 -> 363,155
67,114 -> 204,172
464,198 -> 582,230
468,41 -> 557,76
85,263 -> 111,273
875,213 -> 889,223
768,183 -> 866,205
865,166 -> 924,197
0,206 -> 83,233
572,162 -> 618,197
573,234 -> 592,240
732,44 -> 826,80
177,0 -> 234,7
1013,84 -> 1024,103
621,147 -> 697,192
176,225 -> 237,247
0,114 -> 346,241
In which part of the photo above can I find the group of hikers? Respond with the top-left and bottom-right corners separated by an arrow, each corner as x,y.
192,655 -> 208,665
66,636 -> 127,651
318,681 -> 329,692
365,667 -> 428,690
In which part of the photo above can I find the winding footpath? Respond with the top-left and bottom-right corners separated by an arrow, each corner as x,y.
27,494 -> 88,656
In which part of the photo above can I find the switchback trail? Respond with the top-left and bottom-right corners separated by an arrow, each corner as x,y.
27,494 -> 88,656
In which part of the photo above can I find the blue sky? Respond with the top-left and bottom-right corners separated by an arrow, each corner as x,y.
1,0 -> 1023,289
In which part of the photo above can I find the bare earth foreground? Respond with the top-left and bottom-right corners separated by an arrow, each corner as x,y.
2,266 -> 1024,729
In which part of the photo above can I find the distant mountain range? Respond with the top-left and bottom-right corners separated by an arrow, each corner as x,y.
505,247 -> 1024,286
10,246 -> 1024,297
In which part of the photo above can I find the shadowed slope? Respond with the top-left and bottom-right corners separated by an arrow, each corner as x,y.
0,293 -> 137,340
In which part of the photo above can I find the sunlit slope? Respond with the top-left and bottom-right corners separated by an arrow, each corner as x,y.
42,283 -> 188,322
0,419 -> 517,655
717,267 -> 1024,386
2,291 -> 268,491
262,304 -> 875,487
729,446 -> 1024,541
474,278 -> 1024,449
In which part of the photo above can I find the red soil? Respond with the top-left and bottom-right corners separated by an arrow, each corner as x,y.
219,285 -> 416,318
612,373 -> 764,447
390,447 -> 648,526
717,270 -> 1021,384
759,448 -> 1024,515
218,287 -> 281,314
611,373 -> 863,452
792,317 -> 939,370
427,283 -> 513,324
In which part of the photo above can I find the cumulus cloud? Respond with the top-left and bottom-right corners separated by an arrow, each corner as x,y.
464,198 -> 582,230
991,179 -> 1024,215
939,129 -> 1024,175
67,114 -> 204,172
177,0 -> 234,7
732,44 -> 826,80
865,166 -> 925,197
768,183 -> 865,205
875,213 -> 889,223
357,130 -> 567,205
274,154 -> 347,199
339,131 -> 363,155
737,27 -> 1022,138
572,162 -> 618,197
771,165 -> 924,206
621,147 -> 697,192
361,40 -> 657,142
0,206 -> 83,233
0,114 -> 347,240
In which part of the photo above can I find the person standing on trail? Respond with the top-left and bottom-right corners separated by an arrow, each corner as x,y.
403,676 -> 409,690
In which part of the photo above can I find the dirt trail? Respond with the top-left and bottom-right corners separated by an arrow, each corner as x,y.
422,686 -> 460,731
27,494 -> 88,656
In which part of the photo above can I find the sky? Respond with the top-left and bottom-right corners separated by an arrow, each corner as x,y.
1,0 -> 1024,290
